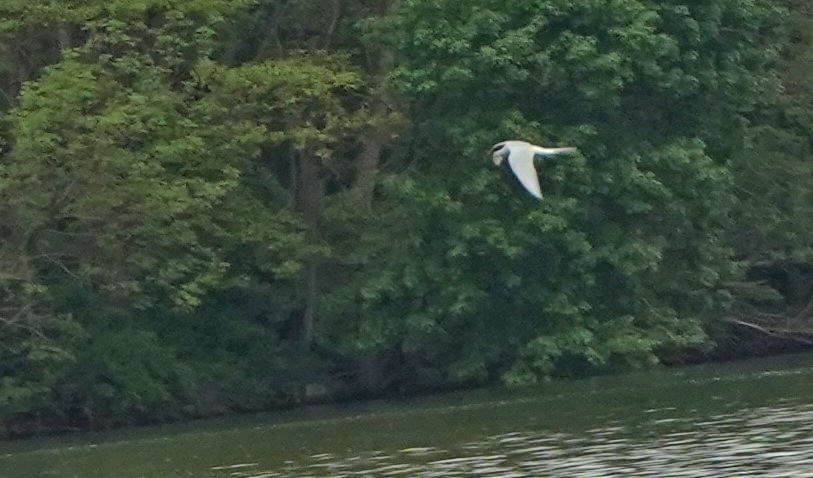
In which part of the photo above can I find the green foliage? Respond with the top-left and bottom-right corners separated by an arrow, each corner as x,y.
320,0 -> 782,386
0,0 -> 810,436
0,4 -> 349,434
725,1 -> 813,265
198,52 -> 365,151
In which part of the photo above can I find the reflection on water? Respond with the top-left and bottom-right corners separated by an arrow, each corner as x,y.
5,354 -> 813,478
212,403 -> 813,478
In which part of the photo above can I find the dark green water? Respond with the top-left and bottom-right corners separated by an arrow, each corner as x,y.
3,354 -> 813,478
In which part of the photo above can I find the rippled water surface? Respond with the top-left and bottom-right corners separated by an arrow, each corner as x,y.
4,354 -> 813,477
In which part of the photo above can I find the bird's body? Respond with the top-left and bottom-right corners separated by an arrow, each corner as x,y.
490,140 -> 577,199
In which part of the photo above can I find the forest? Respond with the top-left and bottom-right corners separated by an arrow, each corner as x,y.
0,0 -> 811,438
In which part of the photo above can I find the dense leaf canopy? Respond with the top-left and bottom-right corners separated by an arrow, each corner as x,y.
0,0 -> 810,436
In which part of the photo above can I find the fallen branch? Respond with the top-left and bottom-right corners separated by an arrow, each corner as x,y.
722,316 -> 813,346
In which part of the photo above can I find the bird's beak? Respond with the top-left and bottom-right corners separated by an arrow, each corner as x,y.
492,154 -> 503,166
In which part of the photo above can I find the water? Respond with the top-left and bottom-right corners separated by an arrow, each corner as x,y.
3,354 -> 813,477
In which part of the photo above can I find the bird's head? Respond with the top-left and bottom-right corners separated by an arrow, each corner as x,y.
490,142 -> 508,166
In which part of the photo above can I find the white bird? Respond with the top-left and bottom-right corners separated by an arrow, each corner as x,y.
490,140 -> 577,199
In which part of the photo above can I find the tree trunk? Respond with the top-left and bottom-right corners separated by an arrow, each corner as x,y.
353,102 -> 388,208
295,152 -> 324,344
256,0 -> 288,58
57,23 -> 72,50
351,0 -> 402,208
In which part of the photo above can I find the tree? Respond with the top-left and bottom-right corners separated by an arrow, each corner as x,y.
719,0 -> 813,348
0,5 -> 341,432
320,0 -> 785,388
0,0 -> 809,435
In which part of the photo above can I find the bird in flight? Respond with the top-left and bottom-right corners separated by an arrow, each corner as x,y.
490,140 -> 577,199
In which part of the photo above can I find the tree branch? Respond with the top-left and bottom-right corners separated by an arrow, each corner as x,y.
723,316 -> 813,346
323,0 -> 343,49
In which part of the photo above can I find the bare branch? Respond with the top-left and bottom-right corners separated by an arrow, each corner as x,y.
723,316 -> 813,346
323,0 -> 343,49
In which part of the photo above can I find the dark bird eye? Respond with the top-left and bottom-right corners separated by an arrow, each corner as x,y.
491,143 -> 504,153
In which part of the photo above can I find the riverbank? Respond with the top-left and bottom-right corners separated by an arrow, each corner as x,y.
4,336 -> 812,443
4,352 -> 813,478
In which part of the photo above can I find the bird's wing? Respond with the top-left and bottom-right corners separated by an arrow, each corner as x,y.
507,144 -> 543,199
532,146 -> 577,156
